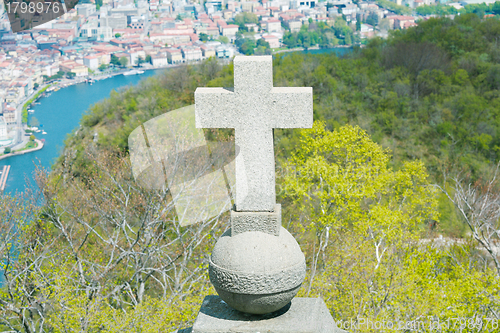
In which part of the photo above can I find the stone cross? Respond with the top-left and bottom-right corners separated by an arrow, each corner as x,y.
195,56 -> 312,212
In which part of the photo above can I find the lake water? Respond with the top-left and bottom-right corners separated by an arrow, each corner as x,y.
0,69 -> 168,195
0,48 -> 352,195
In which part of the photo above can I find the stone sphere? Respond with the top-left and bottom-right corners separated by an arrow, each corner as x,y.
209,227 -> 306,314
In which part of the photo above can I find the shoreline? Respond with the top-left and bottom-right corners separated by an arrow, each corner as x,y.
0,139 -> 44,161
272,45 -> 354,54
5,46 -> 346,158
31,45 -> 350,93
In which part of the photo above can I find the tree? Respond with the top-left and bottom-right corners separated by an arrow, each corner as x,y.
199,33 -> 209,42
218,36 -> 229,44
0,141 -> 230,332
29,135 -> 35,141
280,121 -> 440,294
115,33 -> 121,38
239,38 -> 256,55
98,63 -> 109,71
200,56 -> 221,81
34,83 -> 39,89
110,54 -> 120,66
365,11 -> 379,26
435,162 -> 500,276
283,31 -> 298,48
66,72 -> 76,79
119,56 -> 129,67
356,19 -> 361,31
3,147 -> 11,154
379,18 -> 391,31
233,12 -> 258,27
275,122 -> 500,324
135,56 -> 145,66
146,54 -> 151,63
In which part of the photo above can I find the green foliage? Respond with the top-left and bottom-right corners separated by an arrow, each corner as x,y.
22,84 -> 51,123
280,121 -> 439,240
232,12 -> 258,27
416,4 -> 459,16
135,56 -> 145,66
218,36 -> 229,44
114,33 -> 121,38
29,135 -> 35,141
110,54 -> 120,66
45,71 -> 64,81
3,147 -> 11,154
4,16 -> 498,331
199,32 -> 209,42
377,0 -> 412,15
280,122 -> 499,326
283,21 -> 346,48
98,63 -> 108,71
235,36 -> 256,55
119,56 -> 128,67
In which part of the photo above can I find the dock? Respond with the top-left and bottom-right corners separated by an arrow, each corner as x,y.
0,165 -> 10,192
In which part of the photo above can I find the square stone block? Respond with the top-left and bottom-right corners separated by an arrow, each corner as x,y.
188,295 -> 348,333
231,204 -> 281,236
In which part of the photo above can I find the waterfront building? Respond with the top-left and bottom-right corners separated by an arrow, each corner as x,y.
200,44 -> 216,58
261,34 -> 280,48
151,53 -> 169,66
0,116 -> 11,147
3,106 -> 16,126
166,48 -> 183,64
181,45 -> 202,62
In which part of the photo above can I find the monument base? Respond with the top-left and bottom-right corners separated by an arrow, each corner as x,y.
184,295 -> 348,333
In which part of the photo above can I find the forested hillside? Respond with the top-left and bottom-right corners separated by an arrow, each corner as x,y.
1,13 -> 500,332
60,13 -> 500,236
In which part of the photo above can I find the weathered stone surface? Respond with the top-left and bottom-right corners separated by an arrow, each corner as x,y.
231,204 -> 281,236
188,295 -> 349,333
209,227 -> 306,314
195,55 -> 313,212
209,259 -> 304,294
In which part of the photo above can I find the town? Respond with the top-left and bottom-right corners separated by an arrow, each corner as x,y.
0,0 -> 493,151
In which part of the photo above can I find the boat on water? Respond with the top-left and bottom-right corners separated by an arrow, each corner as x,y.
28,109 -> 34,113
35,129 -> 41,133
42,131 -> 47,135
123,69 -> 145,76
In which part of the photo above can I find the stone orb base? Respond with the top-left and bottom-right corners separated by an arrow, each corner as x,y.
209,227 -> 306,314
214,285 -> 302,314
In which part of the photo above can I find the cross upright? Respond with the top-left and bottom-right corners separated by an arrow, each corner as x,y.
195,56 -> 313,212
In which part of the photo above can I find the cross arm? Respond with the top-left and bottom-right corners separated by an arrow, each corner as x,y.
270,87 -> 313,128
195,87 -> 236,128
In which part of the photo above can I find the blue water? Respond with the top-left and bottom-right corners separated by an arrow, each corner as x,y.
0,69 -> 168,195
0,48 -> 352,195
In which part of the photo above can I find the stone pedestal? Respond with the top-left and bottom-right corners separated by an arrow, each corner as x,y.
208,205 -> 307,314
187,295 -> 348,333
